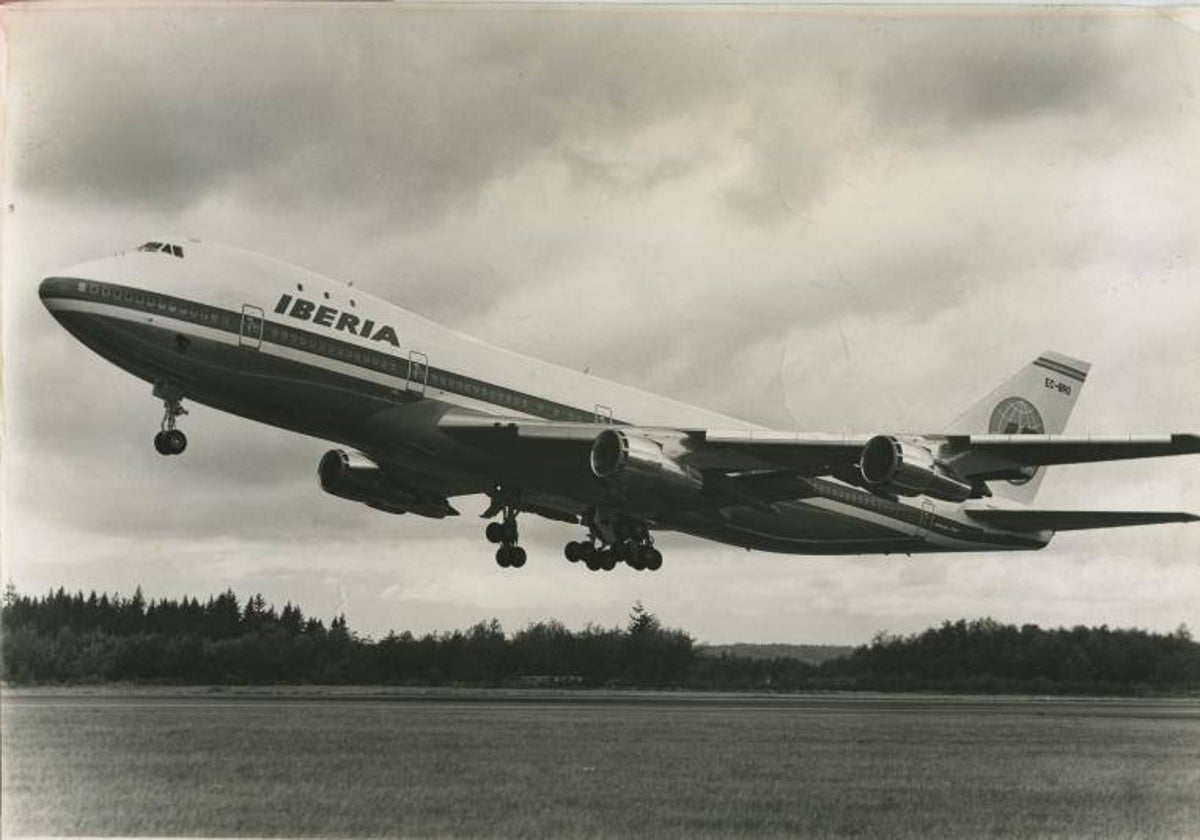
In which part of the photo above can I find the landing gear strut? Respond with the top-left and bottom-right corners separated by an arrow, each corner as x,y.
564,510 -> 663,573
152,381 -> 188,456
484,501 -> 525,569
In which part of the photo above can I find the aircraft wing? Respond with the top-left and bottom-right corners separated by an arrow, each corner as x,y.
440,414 -> 1200,495
690,431 -> 1200,473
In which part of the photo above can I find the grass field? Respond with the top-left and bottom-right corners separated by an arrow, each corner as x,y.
3,690 -> 1199,838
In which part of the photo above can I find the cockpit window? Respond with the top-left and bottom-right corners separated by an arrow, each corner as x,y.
136,241 -> 184,258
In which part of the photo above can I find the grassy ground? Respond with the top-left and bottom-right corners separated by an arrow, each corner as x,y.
3,691 -> 1199,837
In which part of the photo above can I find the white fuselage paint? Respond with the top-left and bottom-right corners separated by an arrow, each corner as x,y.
40,241 -> 1045,555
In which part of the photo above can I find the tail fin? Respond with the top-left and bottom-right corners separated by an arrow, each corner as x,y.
945,351 -> 1090,504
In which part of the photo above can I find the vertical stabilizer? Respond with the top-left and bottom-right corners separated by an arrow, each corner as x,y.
945,351 -> 1090,504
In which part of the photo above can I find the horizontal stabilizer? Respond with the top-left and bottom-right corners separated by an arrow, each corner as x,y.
965,509 -> 1199,532
947,434 -> 1200,475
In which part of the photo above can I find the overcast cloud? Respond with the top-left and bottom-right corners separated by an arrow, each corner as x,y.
3,5 -> 1198,643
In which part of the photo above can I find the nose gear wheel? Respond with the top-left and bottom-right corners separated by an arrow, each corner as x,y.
152,381 -> 189,456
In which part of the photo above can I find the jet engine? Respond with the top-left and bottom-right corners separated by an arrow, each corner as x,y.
589,429 -> 703,495
318,449 -> 455,517
859,435 -> 974,502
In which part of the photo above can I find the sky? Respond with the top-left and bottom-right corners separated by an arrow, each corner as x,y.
2,4 -> 1198,644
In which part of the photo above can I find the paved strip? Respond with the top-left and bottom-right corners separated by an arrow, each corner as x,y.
4,690 -> 1198,719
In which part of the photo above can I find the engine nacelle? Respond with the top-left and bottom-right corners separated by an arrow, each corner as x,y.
589,429 -> 703,496
859,435 -> 974,502
318,449 -> 419,514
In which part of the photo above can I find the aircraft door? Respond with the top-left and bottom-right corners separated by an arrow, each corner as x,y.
914,500 -> 936,538
406,350 -> 428,395
239,304 -> 264,349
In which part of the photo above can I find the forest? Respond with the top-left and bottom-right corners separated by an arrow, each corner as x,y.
3,585 -> 1197,694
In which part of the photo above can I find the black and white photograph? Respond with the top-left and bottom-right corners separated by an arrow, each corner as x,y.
2,3 -> 1199,837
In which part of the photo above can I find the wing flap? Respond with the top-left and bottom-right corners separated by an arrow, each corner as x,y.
965,509 -> 1199,532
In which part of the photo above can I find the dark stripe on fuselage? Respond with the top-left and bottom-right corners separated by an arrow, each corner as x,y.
1034,357 -> 1087,383
41,277 -> 600,424
806,478 -> 1044,549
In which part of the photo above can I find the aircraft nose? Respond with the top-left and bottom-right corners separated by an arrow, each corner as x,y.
39,275 -> 82,312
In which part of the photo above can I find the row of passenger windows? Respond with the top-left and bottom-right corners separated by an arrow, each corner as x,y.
822,482 -> 910,519
84,282 -> 238,329
266,325 -> 403,374
137,242 -> 185,258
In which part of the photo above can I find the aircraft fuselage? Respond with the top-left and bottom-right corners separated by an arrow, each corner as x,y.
39,240 -> 1047,557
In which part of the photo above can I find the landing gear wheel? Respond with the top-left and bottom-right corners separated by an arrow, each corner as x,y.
508,546 -> 527,568
501,519 -> 518,544
164,429 -> 187,455
584,549 -> 603,572
486,522 -> 506,544
153,381 -> 189,456
153,428 -> 187,455
564,542 -> 581,563
495,545 -> 512,568
627,547 -> 645,571
644,547 -> 663,571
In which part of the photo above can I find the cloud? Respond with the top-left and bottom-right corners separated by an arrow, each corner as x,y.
4,6 -> 1198,643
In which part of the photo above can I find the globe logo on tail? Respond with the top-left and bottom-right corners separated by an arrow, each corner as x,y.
989,397 -> 1045,485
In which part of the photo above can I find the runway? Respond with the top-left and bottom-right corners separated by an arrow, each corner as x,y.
4,688 -> 1199,837
6,686 -> 1199,716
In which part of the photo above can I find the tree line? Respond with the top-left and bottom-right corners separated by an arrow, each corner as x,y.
2,585 -> 1197,694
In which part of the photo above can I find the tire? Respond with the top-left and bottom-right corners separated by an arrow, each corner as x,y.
486,522 -> 505,544
164,429 -> 187,455
501,520 -> 519,544
153,431 -> 169,455
509,546 -> 527,568
601,551 -> 618,572
495,546 -> 511,568
645,548 -> 663,571
564,542 -> 580,563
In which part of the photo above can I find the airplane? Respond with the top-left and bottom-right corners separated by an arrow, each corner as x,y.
39,238 -> 1200,571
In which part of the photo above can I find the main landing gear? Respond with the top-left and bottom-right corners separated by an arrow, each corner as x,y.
484,505 -> 526,569
564,512 -> 663,573
152,381 -> 188,456
480,498 -> 663,572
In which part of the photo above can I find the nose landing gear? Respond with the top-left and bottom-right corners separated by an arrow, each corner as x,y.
152,381 -> 188,456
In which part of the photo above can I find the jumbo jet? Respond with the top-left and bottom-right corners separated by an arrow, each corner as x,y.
39,239 -> 1199,571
